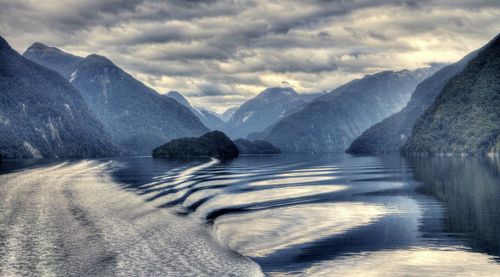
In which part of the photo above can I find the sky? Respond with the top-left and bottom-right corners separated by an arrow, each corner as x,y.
0,0 -> 499,113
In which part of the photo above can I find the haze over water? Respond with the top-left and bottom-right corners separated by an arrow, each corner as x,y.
1,154 -> 499,276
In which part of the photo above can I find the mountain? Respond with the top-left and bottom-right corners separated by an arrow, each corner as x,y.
220,107 -> 237,122
152,131 -> 239,160
298,92 -> 326,102
402,35 -> 500,155
224,87 -> 309,138
23,42 -> 83,79
0,36 -> 121,159
24,44 -> 209,155
234,139 -> 281,154
347,52 -> 479,154
166,90 -> 191,107
166,91 -> 225,130
257,68 -> 439,152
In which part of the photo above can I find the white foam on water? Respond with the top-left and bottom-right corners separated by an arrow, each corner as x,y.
0,160 -> 263,276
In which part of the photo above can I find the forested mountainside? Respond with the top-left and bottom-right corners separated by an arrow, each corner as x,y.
347,50 -> 478,154
402,35 -> 500,155
152,131 -> 239,159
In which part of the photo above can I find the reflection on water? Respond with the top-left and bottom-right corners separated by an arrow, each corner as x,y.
214,202 -> 391,257
2,154 -> 500,276
410,156 -> 500,258
109,154 -> 500,275
302,248 -> 500,276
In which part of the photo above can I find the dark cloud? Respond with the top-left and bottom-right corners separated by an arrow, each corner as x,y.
0,0 -> 498,112
196,83 -> 236,96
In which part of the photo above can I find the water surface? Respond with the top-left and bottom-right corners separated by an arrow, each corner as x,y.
1,154 -> 499,276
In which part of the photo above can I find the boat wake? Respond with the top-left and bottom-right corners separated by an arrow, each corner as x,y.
0,160 -> 263,276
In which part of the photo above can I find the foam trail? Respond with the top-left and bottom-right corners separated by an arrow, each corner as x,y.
0,160 -> 262,276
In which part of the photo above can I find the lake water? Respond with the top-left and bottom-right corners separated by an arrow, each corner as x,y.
1,154 -> 499,276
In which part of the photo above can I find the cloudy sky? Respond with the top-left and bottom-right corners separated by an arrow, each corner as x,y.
1,0 -> 499,112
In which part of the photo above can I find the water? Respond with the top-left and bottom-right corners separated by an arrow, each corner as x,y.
0,154 -> 499,276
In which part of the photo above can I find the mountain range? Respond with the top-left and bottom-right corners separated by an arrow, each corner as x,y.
347,50 -> 479,154
24,43 -> 208,154
253,68 -> 440,152
223,87 -> 321,138
166,91 -> 225,130
402,34 -> 500,155
2,33 -> 497,159
0,36 -> 121,159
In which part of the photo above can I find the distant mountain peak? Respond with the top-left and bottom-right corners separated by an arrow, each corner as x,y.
165,90 -> 225,130
167,90 -> 183,97
223,86 -> 307,138
257,69 -> 423,152
22,42 -> 83,79
83,54 -> 114,65
258,87 -> 298,98
166,91 -> 190,108
410,63 -> 446,81
27,42 -> 50,51
24,42 -> 77,57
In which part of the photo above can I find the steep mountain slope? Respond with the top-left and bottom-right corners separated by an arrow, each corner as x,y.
24,44 -> 209,155
347,51 -> 479,154
224,87 -> 308,138
258,69 -> 437,152
166,91 -> 225,130
220,107 -> 237,122
298,92 -> 326,103
402,35 -> 500,155
0,36 -> 120,159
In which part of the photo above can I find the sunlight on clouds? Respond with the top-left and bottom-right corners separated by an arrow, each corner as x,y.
1,0 -> 498,111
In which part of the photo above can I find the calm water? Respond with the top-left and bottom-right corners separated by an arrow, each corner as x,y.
1,154 -> 499,276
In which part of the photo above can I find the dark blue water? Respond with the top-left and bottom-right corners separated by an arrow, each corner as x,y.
107,154 -> 500,275
1,154 -> 500,276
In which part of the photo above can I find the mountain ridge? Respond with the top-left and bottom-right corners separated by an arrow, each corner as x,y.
24,43 -> 209,155
0,36 -> 121,159
224,87 -> 319,138
255,67 -> 440,152
347,50 -> 479,154
402,34 -> 500,155
166,91 -> 225,130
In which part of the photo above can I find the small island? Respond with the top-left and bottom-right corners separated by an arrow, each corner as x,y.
152,131 -> 239,160
234,139 -> 281,154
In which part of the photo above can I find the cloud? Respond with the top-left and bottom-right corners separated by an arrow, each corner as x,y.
0,0 -> 499,111
195,82 -> 235,96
